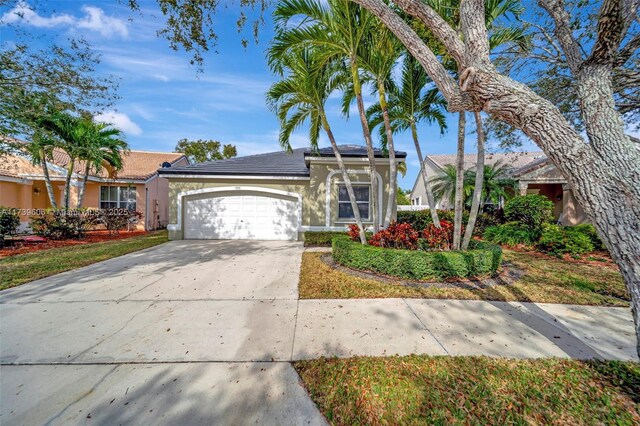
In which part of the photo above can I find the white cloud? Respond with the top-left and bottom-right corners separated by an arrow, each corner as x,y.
76,6 -> 128,38
1,2 -> 128,38
95,111 -> 142,136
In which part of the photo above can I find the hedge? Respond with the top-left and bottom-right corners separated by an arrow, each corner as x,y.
332,236 -> 502,281
304,231 -> 348,247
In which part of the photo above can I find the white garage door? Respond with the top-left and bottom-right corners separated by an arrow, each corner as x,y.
183,192 -> 299,240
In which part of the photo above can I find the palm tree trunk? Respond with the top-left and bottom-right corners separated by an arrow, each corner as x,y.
462,111 -> 485,250
410,122 -> 441,228
351,61 -> 379,231
453,112 -> 466,250
377,81 -> 397,228
63,158 -> 74,210
76,161 -> 91,209
40,151 -> 57,209
321,112 -> 367,244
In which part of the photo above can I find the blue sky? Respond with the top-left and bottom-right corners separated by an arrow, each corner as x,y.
0,0 -> 539,189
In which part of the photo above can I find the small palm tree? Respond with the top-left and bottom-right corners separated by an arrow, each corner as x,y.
367,55 -> 448,227
266,47 -> 367,243
75,118 -> 128,208
271,0 -> 381,230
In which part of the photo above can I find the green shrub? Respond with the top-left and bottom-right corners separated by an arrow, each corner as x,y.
473,210 -> 505,236
30,209 -> 98,240
0,207 -> 20,236
0,206 -> 21,248
571,224 -> 606,251
483,222 -> 539,247
536,224 -> 594,257
96,209 -> 142,234
397,209 -> 469,232
503,195 -> 554,237
303,231 -> 348,247
332,236 -> 502,280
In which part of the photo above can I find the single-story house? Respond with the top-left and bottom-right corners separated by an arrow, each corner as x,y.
409,152 -> 587,225
158,145 -> 406,241
0,149 -> 188,231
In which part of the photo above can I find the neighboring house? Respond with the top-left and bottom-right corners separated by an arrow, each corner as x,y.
0,149 -> 189,231
409,152 -> 587,225
158,145 -> 406,241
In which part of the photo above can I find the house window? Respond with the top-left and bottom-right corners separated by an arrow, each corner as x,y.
338,185 -> 370,220
100,186 -> 137,210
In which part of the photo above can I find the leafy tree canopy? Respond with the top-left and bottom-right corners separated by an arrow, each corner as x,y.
174,138 -> 237,163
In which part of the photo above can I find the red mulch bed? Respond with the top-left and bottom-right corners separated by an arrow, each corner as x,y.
0,230 -> 148,258
507,245 -> 617,269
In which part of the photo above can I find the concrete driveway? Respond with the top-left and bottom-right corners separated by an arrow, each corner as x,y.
1,240 -> 637,425
0,240 -> 325,425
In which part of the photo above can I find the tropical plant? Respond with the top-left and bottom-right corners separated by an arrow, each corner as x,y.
74,118 -> 129,208
369,221 -> 419,250
266,47 -> 367,243
503,194 -> 554,237
271,0 -> 382,230
367,55 -> 448,228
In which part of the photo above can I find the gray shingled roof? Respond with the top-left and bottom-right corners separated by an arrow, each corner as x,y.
305,145 -> 407,158
159,145 -> 407,177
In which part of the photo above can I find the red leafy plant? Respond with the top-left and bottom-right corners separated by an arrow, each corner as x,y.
369,221 -> 419,250
422,220 -> 461,251
347,224 -> 362,241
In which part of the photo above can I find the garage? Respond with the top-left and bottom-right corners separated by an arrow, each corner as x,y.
183,191 -> 300,240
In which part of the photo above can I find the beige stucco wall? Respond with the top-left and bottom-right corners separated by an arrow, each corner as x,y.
165,160 -> 394,240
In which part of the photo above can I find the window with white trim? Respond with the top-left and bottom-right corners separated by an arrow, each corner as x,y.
338,185 -> 370,220
100,186 -> 137,210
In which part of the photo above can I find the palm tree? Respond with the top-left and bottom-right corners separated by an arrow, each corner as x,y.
349,24 -> 402,228
367,55 -> 448,228
38,111 -> 81,209
271,0 -> 381,230
266,47 -> 368,243
431,161 -> 516,211
75,119 -> 128,208
469,160 -> 515,209
431,164 -> 474,209
424,0 -> 530,249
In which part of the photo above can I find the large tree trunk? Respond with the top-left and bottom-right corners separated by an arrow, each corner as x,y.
351,61 -> 379,232
410,122 -> 441,227
40,152 -> 57,209
462,111 -> 485,250
453,112 -> 465,250
321,112 -> 367,244
76,161 -> 91,209
353,0 -> 640,356
378,82 -> 397,228
63,158 -> 75,210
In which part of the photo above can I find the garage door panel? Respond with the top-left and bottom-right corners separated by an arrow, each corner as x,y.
184,192 -> 299,241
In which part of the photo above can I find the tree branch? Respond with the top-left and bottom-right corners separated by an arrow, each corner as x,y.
460,0 -> 491,65
538,0 -> 584,71
351,0 -> 473,111
615,31 -> 640,66
393,0 -> 467,65
588,0 -> 639,65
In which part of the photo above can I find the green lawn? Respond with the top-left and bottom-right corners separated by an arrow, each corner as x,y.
0,231 -> 168,290
299,249 -> 628,306
295,355 -> 640,425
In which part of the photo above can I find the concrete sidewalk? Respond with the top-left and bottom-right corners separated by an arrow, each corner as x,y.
1,241 -> 637,425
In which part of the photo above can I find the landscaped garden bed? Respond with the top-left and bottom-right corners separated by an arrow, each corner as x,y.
332,235 -> 502,281
0,230 -> 149,258
0,230 -> 168,290
299,249 -> 628,306
294,355 -> 640,425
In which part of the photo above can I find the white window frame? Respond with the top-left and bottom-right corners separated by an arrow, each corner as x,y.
337,184 -> 370,221
100,186 -> 137,210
